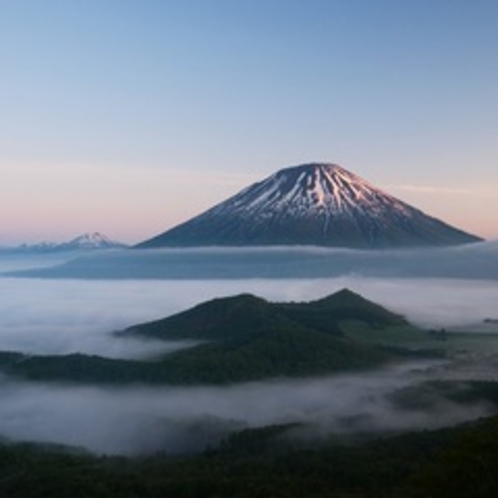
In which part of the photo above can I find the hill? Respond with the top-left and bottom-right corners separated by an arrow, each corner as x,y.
125,288 -> 407,341
0,290 -> 420,385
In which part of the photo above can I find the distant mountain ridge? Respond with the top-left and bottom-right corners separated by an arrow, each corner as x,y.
138,163 -> 481,249
2,232 -> 127,253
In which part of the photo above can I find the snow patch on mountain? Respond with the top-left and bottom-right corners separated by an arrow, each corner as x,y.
210,164 -> 412,222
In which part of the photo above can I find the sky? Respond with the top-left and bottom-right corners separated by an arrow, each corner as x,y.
1,0 -> 497,244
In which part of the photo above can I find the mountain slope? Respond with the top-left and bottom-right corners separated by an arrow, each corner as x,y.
138,163 -> 481,249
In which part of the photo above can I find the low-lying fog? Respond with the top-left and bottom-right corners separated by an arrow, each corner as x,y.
1,275 -> 497,357
0,361 -> 493,455
4,242 -> 498,280
1,250 -> 498,455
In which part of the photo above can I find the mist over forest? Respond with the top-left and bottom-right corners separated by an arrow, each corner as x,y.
1,360 -> 493,455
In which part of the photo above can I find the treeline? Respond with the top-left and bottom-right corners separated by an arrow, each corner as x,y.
0,329 -> 394,385
2,415 -> 498,497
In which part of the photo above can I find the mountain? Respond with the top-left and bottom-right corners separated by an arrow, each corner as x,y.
5,232 -> 128,253
0,290 -> 417,385
137,163 -> 482,249
56,232 -> 127,251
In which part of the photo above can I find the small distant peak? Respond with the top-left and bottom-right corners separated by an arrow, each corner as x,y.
64,232 -> 126,249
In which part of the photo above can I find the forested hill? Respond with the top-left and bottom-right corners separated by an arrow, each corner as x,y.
123,288 -> 408,341
0,289 -> 420,385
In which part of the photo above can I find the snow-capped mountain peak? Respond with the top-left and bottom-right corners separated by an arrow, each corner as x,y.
66,232 -> 116,249
138,162 -> 482,249
4,233 -> 128,254
225,163 -> 410,220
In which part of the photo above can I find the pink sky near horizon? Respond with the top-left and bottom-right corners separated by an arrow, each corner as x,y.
1,160 -> 496,246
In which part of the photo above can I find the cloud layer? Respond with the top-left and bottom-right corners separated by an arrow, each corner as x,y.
6,243 -> 498,280
1,272 -> 497,359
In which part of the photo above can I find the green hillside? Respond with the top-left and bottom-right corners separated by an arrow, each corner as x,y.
123,293 -> 306,342
0,289 -> 426,385
123,288 -> 407,341
0,327 -> 393,385
278,288 -> 408,334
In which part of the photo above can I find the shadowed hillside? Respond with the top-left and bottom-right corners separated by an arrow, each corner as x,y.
124,288 -> 408,340
0,290 -> 420,385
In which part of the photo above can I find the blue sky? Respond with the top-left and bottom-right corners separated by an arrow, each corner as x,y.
1,0 -> 497,244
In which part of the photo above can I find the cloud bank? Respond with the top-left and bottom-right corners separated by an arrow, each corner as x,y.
4,242 -> 498,281
1,274 -> 498,358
